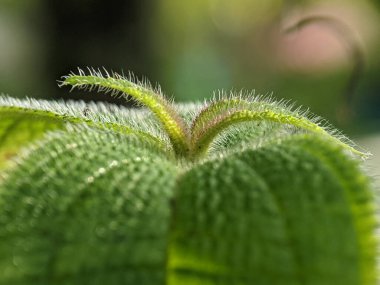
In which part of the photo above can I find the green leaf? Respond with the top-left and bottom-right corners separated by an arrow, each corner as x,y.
0,98 -> 168,168
0,107 -> 66,168
168,134 -> 376,285
0,72 -> 376,285
0,127 -> 177,285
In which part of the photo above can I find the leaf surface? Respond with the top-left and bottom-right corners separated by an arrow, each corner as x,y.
0,128 -> 177,285
168,134 -> 375,285
0,108 -> 66,168
0,99 -> 166,168
0,96 -> 375,285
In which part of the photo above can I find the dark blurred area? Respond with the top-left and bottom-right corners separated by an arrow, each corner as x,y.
0,0 -> 379,133
44,0 -> 157,104
0,0 -> 157,105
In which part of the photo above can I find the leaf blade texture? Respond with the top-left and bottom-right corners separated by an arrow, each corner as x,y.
0,107 -> 65,169
0,127 -> 178,284
0,91 -> 376,285
168,134 -> 376,285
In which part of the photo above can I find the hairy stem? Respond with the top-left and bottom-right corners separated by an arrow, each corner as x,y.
191,98 -> 282,138
191,99 -> 246,136
192,109 -> 366,158
61,70 -> 190,156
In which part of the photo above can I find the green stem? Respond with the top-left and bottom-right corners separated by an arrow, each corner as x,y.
191,98 -> 282,139
191,99 -> 246,136
192,109 -> 367,158
61,71 -> 190,156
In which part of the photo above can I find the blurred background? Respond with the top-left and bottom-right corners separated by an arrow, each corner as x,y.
0,0 -> 379,182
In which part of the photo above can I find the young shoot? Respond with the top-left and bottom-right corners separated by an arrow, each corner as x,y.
61,68 -> 368,161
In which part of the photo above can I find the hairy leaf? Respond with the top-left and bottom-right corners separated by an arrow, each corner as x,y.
168,134 -> 375,285
0,97 -> 168,168
0,108 -> 65,168
0,128 -> 177,284
0,70 -> 376,285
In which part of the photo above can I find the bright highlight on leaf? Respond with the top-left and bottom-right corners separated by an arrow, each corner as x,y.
0,68 -> 376,285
